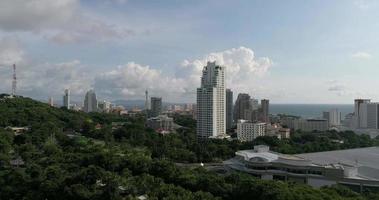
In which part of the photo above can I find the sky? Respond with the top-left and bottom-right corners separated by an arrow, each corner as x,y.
0,0 -> 379,104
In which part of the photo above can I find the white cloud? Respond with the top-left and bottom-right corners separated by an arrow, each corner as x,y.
351,51 -> 372,59
180,46 -> 273,94
93,47 -> 273,102
0,0 -> 138,44
94,62 -> 187,101
1,46 -> 273,102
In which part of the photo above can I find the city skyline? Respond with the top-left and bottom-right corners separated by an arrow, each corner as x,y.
1,0 -> 379,103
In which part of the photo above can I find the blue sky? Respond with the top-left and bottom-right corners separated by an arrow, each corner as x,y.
0,0 -> 378,104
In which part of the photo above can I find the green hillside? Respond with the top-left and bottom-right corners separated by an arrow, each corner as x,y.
0,96 -> 377,200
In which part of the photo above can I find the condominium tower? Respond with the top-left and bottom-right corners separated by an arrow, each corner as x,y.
84,90 -> 98,113
63,89 -> 70,109
150,97 -> 162,117
196,61 -> 226,139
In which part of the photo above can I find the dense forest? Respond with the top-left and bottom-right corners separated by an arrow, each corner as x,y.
0,95 -> 379,199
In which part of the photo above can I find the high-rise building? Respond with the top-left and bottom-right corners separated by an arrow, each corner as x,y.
260,99 -> 269,123
150,97 -> 162,117
234,93 -> 251,122
323,109 -> 341,127
226,89 -> 233,130
48,97 -> 54,106
367,103 -> 379,129
145,90 -> 149,110
84,90 -> 98,113
354,99 -> 371,128
63,89 -> 70,109
196,61 -> 226,139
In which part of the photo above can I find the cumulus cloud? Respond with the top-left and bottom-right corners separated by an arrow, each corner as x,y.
0,37 -> 24,66
1,46 -> 273,102
351,51 -> 372,59
93,47 -> 273,102
180,46 -> 273,93
0,0 -> 138,44
94,62 -> 186,100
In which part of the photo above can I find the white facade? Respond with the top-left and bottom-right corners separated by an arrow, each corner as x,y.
196,61 -> 226,139
237,120 -> 266,142
323,109 -> 341,127
84,90 -> 98,113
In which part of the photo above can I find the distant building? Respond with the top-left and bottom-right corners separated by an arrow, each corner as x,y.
84,90 -> 98,113
294,119 -> 329,132
354,99 -> 371,128
234,93 -> 251,122
266,124 -> 291,139
98,100 -> 111,113
322,109 -> 341,127
366,103 -> 379,129
48,97 -> 54,106
146,115 -> 174,134
226,89 -> 233,130
260,99 -> 269,123
237,120 -> 266,142
63,89 -> 70,109
150,97 -> 162,117
196,61 -> 226,139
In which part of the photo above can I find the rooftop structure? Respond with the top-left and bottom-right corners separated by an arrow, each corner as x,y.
225,145 -> 379,192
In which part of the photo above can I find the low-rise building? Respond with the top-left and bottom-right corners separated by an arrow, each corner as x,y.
146,115 -> 174,134
294,119 -> 329,132
225,145 -> 379,192
237,120 -> 266,142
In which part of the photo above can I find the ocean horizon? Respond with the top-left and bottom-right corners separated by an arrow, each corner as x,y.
270,104 -> 354,119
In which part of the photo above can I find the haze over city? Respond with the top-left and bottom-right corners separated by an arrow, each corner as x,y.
1,0 -> 379,103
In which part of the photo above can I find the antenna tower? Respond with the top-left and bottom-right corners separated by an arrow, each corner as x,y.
12,64 -> 17,97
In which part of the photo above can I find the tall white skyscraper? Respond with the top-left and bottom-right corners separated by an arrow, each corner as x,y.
84,90 -> 98,113
196,61 -> 226,139
63,89 -> 70,109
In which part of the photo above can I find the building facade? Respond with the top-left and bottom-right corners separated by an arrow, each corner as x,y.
225,145 -> 379,192
234,93 -> 251,122
150,97 -> 162,117
323,109 -> 341,127
146,115 -> 174,134
84,90 -> 98,113
260,99 -> 269,123
226,89 -> 233,130
196,61 -> 226,139
237,120 -> 266,142
294,119 -> 329,132
63,89 -> 70,109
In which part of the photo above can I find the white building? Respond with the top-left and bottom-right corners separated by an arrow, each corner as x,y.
146,115 -> 174,134
322,109 -> 341,127
226,145 -> 379,192
237,120 -> 266,142
98,100 -> 112,113
63,89 -> 70,109
84,90 -> 98,113
196,61 -> 226,139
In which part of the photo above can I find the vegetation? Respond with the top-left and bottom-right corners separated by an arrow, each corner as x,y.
0,96 -> 378,199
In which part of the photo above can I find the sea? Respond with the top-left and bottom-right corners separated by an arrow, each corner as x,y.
270,104 -> 354,119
